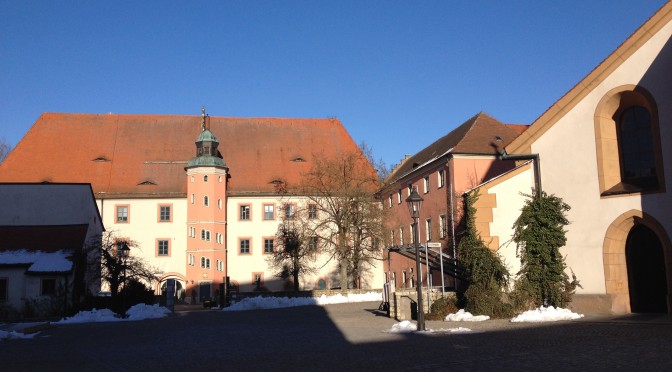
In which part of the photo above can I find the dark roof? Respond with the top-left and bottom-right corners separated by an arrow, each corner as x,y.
0,224 -> 89,251
0,113 -> 363,197
387,112 -> 525,181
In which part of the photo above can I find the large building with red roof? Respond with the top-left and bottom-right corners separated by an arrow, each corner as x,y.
380,112 -> 526,314
0,110 -> 384,302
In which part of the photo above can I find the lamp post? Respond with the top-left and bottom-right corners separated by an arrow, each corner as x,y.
406,187 -> 425,331
118,242 -> 130,318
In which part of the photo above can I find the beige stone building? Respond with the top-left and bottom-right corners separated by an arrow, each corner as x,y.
470,2 -> 672,314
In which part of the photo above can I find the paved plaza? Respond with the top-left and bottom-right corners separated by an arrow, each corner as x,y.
2,302 -> 672,371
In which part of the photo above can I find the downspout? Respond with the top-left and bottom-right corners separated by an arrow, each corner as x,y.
498,150 -> 542,197
449,172 -> 456,287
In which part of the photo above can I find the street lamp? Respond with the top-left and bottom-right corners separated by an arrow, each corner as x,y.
118,242 -> 130,318
406,187 -> 425,331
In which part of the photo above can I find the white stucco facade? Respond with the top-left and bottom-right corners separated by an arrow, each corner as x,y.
529,20 -> 672,295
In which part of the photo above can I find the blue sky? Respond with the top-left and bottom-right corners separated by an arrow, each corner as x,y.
1,0 -> 666,167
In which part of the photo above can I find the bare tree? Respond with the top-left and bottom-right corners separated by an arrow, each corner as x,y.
267,219 -> 318,291
0,137 -> 11,163
85,232 -> 162,298
300,149 -> 386,289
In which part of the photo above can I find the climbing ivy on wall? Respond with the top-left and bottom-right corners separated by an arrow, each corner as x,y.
457,190 -> 512,317
512,191 -> 579,308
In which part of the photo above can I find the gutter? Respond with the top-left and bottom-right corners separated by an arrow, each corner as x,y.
498,150 -> 542,197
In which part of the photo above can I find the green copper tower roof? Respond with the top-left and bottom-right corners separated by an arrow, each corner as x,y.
185,107 -> 228,169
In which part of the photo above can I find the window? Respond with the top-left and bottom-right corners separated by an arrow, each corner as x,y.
240,205 -> 250,220
218,199 -> 222,209
253,273 -> 264,290
423,176 -> 430,194
206,231 -> 211,242
425,219 -> 432,241
308,236 -> 318,251
0,278 -> 7,301
263,204 -> 275,220
188,254 -> 195,266
159,205 -> 171,222
200,257 -> 210,269
218,176 -> 222,183
116,205 -> 129,223
264,238 -> 274,254
204,175 -> 208,182
201,229 -> 206,240
284,204 -> 296,220
41,278 -> 56,296
114,240 -> 129,257
191,194 -> 195,204
407,184 -> 412,196
240,239 -> 250,254
190,175 -> 194,183
308,204 -> 318,219
439,215 -> 447,239
391,230 -> 395,245
438,170 -> 445,188
618,106 -> 656,187
157,239 -> 169,256
595,86 -> 664,196
397,189 -> 402,204
388,194 -> 393,208
216,259 -> 223,271
204,196 -> 209,206
399,227 -> 404,245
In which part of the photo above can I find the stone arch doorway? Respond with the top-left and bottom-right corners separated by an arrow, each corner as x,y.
158,275 -> 186,303
603,210 -> 671,314
626,225 -> 667,313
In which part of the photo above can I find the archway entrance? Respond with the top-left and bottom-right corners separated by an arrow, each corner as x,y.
160,279 -> 185,302
602,210 -> 671,314
626,225 -> 668,313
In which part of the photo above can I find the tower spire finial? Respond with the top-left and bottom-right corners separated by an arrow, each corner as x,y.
201,106 -> 206,132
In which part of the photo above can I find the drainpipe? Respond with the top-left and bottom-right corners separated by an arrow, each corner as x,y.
449,166 -> 457,289
498,150 -> 542,197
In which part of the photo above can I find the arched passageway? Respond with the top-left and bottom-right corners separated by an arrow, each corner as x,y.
626,224 -> 668,313
603,210 -> 671,314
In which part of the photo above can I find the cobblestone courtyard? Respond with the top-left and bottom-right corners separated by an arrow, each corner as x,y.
2,302 -> 672,371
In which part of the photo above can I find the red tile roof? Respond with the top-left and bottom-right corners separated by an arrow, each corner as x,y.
387,112 -> 525,181
0,113 -> 363,197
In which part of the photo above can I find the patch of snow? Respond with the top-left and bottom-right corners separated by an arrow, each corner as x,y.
445,309 -> 490,322
56,304 -> 171,324
0,330 -> 38,340
0,249 -> 72,272
387,320 -> 417,333
56,308 -> 123,324
126,303 -> 172,320
511,306 -> 584,322
385,321 -> 474,334
224,291 -> 382,311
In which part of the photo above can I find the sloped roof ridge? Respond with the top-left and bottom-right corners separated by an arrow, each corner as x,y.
40,112 -> 338,122
385,112 -> 484,182
506,1 -> 672,153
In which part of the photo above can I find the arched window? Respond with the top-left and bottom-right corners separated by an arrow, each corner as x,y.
204,196 -> 209,206
618,106 -> 656,187
594,85 -> 664,196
